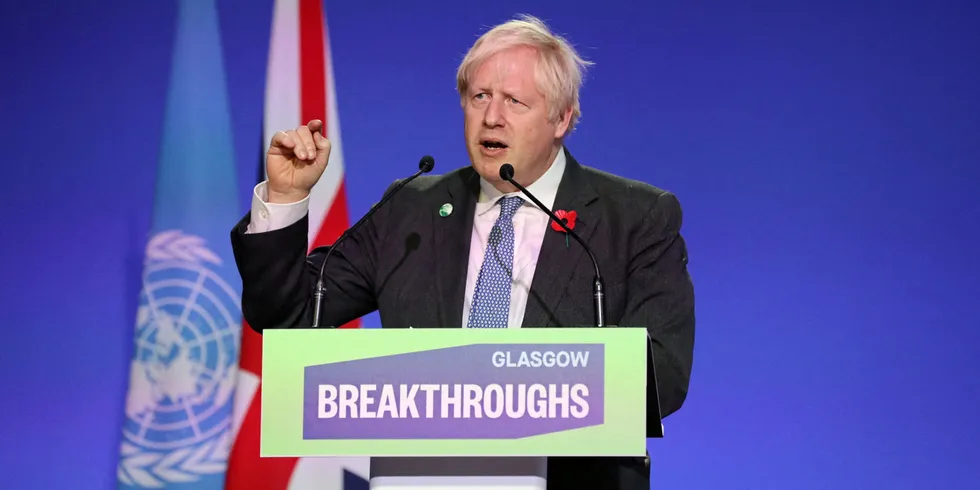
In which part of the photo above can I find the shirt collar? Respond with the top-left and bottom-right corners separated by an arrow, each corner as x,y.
476,147 -> 566,216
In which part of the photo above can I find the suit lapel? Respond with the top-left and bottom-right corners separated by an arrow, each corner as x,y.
523,151 -> 600,327
432,168 -> 480,328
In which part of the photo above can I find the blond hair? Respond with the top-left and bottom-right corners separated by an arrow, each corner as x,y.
456,14 -> 593,132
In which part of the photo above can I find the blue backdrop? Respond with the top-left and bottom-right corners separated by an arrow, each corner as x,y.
1,0 -> 978,488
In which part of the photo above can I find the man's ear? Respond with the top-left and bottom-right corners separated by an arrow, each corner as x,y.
554,107 -> 573,138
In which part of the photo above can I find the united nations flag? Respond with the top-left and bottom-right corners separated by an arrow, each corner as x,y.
116,0 -> 241,488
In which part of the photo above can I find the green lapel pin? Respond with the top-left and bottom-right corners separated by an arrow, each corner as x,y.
439,203 -> 453,217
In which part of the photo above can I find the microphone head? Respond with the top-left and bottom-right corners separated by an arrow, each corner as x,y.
499,163 -> 515,181
418,155 -> 435,173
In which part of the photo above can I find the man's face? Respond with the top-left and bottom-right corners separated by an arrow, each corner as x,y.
463,45 -> 570,190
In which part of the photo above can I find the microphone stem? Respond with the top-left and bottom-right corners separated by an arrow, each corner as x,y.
312,242 -> 341,328
505,175 -> 606,327
309,164 -> 430,328
312,280 -> 325,327
594,277 -> 606,328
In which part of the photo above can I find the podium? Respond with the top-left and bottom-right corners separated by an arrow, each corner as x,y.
260,327 -> 662,489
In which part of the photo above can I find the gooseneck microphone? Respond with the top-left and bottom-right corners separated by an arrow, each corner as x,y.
498,163 -> 607,327
311,155 -> 435,327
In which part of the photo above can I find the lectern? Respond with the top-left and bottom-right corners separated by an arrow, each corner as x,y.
261,327 -> 662,489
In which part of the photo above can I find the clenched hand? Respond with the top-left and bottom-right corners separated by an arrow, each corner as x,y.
266,119 -> 331,203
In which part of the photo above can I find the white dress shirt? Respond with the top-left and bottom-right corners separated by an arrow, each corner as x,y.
461,150 -> 564,328
246,148 -> 567,329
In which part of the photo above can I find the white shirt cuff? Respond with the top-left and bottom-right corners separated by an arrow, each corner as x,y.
245,181 -> 310,234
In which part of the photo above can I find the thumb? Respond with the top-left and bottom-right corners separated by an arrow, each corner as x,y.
313,130 -> 330,149
313,131 -> 331,167
307,119 -> 323,134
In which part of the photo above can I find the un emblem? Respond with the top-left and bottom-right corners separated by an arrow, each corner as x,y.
118,230 -> 241,487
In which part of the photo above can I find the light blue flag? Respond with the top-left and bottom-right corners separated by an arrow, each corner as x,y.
117,0 -> 241,488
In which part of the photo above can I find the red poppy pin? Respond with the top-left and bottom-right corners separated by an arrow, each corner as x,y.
551,209 -> 577,248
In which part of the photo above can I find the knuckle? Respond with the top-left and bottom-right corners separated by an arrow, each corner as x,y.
272,131 -> 289,145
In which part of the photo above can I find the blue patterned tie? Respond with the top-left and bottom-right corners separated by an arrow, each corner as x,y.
467,196 -> 524,328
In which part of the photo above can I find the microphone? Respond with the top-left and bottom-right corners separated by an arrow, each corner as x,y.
311,155 -> 436,327
499,163 -> 607,327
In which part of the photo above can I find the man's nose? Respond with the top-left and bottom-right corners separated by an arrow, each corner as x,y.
483,98 -> 504,127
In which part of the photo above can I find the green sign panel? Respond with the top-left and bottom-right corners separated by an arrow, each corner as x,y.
261,327 -> 647,457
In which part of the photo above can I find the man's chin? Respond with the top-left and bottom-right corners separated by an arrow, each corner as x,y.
471,158 -> 506,181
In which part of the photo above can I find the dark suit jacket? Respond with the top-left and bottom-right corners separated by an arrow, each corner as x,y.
230,148 -> 695,490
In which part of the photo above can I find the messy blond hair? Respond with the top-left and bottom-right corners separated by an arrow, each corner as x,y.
456,14 -> 593,132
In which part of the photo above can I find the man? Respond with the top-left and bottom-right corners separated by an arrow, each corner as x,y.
231,14 -> 694,490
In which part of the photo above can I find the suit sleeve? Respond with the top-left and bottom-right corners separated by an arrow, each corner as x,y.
229,187 -> 391,332
622,191 -> 696,421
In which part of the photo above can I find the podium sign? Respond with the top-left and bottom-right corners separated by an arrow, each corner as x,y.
260,327 -> 647,458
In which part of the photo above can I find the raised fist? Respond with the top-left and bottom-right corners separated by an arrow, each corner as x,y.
266,119 -> 331,203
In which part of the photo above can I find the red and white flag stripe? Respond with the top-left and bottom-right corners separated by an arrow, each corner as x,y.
225,1 -> 368,488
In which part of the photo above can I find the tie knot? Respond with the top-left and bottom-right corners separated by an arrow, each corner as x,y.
498,196 -> 524,219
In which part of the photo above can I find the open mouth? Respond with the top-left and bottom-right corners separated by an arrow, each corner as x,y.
480,139 -> 509,150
